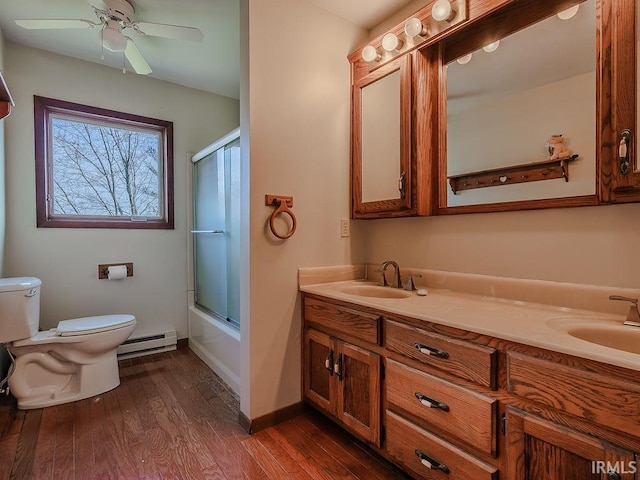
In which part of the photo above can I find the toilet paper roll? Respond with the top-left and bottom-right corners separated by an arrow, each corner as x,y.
107,265 -> 128,280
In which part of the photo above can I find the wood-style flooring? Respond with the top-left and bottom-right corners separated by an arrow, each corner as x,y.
0,347 -> 409,480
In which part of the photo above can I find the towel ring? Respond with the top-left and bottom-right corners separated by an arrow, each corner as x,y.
266,194 -> 296,239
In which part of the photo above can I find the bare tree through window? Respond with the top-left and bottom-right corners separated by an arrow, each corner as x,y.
51,117 -> 160,217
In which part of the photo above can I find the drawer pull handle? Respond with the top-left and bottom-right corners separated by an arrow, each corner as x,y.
414,342 -> 449,359
414,392 -> 449,411
414,450 -> 450,474
325,350 -> 333,375
333,353 -> 343,381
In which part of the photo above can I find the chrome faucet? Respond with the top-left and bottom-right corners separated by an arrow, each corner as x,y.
379,260 -> 402,288
609,295 -> 640,327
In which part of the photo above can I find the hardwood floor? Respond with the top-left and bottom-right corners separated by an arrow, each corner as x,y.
0,348 -> 409,480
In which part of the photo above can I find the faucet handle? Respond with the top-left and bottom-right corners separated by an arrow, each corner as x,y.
375,269 -> 389,287
609,295 -> 640,326
609,295 -> 638,305
403,274 -> 423,291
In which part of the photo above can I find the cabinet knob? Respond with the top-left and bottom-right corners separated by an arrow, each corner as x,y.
607,473 -> 621,480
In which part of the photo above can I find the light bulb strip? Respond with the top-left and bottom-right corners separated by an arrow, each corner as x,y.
358,0 -> 467,68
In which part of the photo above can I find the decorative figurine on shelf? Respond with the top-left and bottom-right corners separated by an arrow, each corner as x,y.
546,134 -> 573,160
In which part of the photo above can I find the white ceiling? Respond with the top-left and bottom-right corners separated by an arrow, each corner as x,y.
0,0 -> 241,99
0,0 -> 414,100
308,0 -> 416,29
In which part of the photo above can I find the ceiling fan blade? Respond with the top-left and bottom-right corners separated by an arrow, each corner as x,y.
134,22 -> 204,42
125,40 -> 152,75
86,0 -> 108,11
15,19 -> 98,29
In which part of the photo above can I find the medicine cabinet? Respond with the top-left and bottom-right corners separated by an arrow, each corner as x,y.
349,0 -> 639,218
352,56 -> 413,218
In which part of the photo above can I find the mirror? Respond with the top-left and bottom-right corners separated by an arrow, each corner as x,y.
361,70 -> 401,203
353,56 -> 411,216
443,0 -> 596,208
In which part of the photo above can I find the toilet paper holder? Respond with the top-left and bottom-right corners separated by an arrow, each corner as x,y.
98,262 -> 134,280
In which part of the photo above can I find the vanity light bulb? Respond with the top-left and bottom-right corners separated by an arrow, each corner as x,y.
483,40 -> 500,53
557,4 -> 579,20
432,0 -> 454,22
404,17 -> 427,37
456,53 -> 472,65
361,45 -> 381,62
382,33 -> 403,52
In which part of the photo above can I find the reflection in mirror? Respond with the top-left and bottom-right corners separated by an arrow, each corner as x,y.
361,69 -> 401,203
445,0 -> 596,207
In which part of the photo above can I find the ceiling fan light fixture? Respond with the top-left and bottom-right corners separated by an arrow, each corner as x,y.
102,26 -> 127,52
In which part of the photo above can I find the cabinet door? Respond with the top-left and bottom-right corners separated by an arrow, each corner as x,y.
303,329 -> 335,415
352,55 -> 413,218
603,0 -> 640,201
506,407 -> 638,480
335,341 -> 381,446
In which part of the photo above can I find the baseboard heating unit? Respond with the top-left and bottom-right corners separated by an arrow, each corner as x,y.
117,330 -> 177,359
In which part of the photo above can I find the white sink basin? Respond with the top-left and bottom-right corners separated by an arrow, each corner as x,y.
566,325 -> 640,355
333,284 -> 412,299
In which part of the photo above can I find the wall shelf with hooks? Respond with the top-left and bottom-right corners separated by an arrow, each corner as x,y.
448,155 -> 579,194
0,70 -> 15,120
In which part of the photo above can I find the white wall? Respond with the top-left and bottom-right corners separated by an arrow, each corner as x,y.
240,0 -> 367,419
362,202 -> 640,289
3,43 -> 239,339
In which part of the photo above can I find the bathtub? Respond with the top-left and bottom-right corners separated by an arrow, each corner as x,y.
187,292 -> 240,394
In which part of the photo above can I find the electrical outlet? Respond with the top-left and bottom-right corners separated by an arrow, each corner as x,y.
340,219 -> 350,237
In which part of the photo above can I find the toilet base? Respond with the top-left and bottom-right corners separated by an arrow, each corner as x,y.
8,350 -> 122,410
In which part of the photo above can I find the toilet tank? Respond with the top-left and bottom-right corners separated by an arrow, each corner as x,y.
0,277 -> 42,343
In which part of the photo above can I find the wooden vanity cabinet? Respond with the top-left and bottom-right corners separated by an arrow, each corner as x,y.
506,407 -> 637,480
301,292 -> 640,479
302,296 -> 382,446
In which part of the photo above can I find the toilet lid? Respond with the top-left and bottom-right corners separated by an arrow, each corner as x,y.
56,314 -> 136,337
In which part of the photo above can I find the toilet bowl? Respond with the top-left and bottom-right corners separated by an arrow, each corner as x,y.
0,277 -> 136,409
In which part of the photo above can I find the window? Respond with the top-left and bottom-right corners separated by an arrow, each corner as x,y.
34,96 -> 174,229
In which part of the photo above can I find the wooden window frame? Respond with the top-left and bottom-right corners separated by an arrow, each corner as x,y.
34,95 -> 174,229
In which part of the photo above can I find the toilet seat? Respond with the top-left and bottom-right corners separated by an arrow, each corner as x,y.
12,314 -> 136,346
57,314 -> 136,336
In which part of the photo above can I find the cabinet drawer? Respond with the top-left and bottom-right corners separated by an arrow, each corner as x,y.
304,296 -> 381,345
385,411 -> 498,480
386,359 -> 497,456
385,320 -> 497,388
507,351 -> 640,439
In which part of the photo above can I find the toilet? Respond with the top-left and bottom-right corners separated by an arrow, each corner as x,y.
0,277 -> 136,409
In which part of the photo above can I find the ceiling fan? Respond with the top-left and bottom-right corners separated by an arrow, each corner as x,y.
14,0 -> 204,75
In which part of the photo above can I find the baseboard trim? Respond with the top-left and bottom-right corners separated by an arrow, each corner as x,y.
177,338 -> 189,349
238,401 -> 309,434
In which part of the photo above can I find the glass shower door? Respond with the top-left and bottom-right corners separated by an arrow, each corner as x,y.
193,137 -> 240,326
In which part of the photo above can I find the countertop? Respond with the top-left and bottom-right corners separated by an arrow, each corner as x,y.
299,266 -> 640,373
